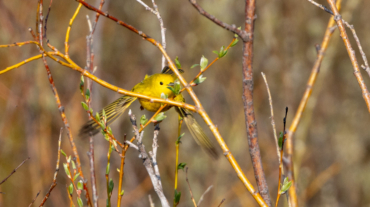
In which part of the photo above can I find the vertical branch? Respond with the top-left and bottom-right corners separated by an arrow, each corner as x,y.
39,128 -> 63,206
285,1 -> 342,206
36,1 -> 92,205
326,0 -> 370,112
128,113 -> 170,207
261,72 -> 280,164
117,135 -> 126,207
85,13 -> 99,207
242,0 -> 271,206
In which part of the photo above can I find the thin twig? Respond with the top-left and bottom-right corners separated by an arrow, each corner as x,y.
43,0 -> 53,39
188,0 -> 248,41
149,195 -> 155,207
36,2 -> 92,204
185,168 -> 197,207
28,190 -> 41,207
0,157 -> 30,185
117,135 -> 127,207
92,0 -> 105,34
39,128 -> 63,206
326,0 -> 370,111
342,21 -> 370,77
261,72 -> 280,164
129,112 -> 170,207
286,1 -> 342,206
307,0 -> 333,15
275,108 -> 288,207
217,199 -> 226,207
85,13 -> 98,207
197,185 -> 213,207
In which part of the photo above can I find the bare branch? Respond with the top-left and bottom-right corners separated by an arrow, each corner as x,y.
0,157 -> 30,185
129,113 -> 170,207
197,185 -> 213,207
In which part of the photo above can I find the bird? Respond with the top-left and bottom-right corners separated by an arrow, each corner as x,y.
79,66 -> 218,158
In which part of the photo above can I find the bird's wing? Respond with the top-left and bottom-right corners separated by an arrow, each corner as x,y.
79,96 -> 137,137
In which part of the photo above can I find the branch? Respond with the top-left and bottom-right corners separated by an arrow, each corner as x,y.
326,0 -> 370,112
28,190 -> 41,207
185,168 -> 197,207
197,185 -> 213,207
129,113 -> 170,207
286,1 -> 342,206
36,2 -> 92,205
188,0 -> 248,41
241,0 -> 271,205
0,157 -> 30,185
39,128 -> 63,206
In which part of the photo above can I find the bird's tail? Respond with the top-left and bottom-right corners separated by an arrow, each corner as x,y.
79,96 -> 137,137
176,107 -> 219,158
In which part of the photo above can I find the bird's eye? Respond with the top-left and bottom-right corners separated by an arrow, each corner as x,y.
160,82 -> 163,85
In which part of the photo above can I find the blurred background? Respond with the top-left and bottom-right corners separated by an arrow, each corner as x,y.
1,0 -> 370,206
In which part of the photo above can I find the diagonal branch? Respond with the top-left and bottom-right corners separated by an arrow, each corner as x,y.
188,0 -> 248,41
286,1 -> 342,206
326,0 -> 370,112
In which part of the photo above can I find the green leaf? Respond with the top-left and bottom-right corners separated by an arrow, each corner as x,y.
200,56 -> 208,71
106,163 -> 110,175
120,190 -> 124,196
85,89 -> 90,100
108,178 -> 114,194
68,183 -> 73,194
79,76 -> 84,94
220,49 -> 228,58
218,46 -> 228,58
173,79 -> 181,95
176,133 -> 185,144
174,189 -> 181,205
60,149 -> 67,157
167,79 -> 181,95
154,112 -> 167,122
99,120 -> 106,129
237,26 -> 242,30
167,86 -> 176,94
63,163 -> 71,177
77,180 -> 83,190
71,160 -> 76,170
212,50 -> 219,56
175,56 -> 182,69
108,127 -> 113,135
279,177 -> 293,194
140,114 -> 148,125
190,64 -> 199,69
177,163 -> 187,171
81,102 -> 89,111
102,109 -> 106,123
77,197 -> 83,207
193,75 -> 207,85
104,133 -> 109,141
95,112 -> 101,122
231,38 -> 239,47
67,156 -> 71,163
278,132 -> 284,150
73,173 -> 80,181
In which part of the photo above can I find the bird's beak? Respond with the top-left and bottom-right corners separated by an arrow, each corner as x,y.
167,82 -> 174,86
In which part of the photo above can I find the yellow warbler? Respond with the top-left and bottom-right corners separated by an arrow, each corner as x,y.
80,67 -> 218,158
